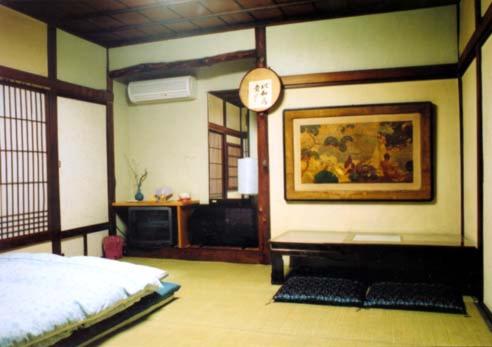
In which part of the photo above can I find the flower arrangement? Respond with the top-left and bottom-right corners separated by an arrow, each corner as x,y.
127,158 -> 148,201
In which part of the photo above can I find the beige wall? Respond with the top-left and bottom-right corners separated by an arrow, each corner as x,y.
58,97 -> 108,231
482,36 -> 492,309
462,61 -> 478,246
4,242 -> 52,254
482,0 -> 492,15
57,29 -> 107,90
268,79 -> 460,237
267,6 -> 457,76
109,29 -> 254,71
0,5 -> 47,76
460,0 -> 476,54
116,61 -> 253,203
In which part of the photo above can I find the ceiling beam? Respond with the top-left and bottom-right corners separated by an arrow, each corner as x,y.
109,49 -> 256,82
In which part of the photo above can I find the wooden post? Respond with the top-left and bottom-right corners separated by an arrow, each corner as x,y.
107,50 -> 116,235
47,25 -> 62,255
255,26 -> 271,264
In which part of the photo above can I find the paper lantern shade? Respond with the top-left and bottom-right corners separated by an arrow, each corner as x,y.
238,158 -> 258,195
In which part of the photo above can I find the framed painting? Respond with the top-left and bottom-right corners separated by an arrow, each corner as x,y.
283,102 -> 434,201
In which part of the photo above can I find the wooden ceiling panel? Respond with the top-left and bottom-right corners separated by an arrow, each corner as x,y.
191,16 -> 226,29
81,0 -> 127,11
236,0 -> 275,9
139,24 -> 173,35
165,21 -> 199,32
282,3 -> 316,16
2,0 -> 459,47
119,0 -> 158,7
89,16 -> 124,29
249,8 -> 284,20
200,0 -> 243,13
113,28 -> 148,38
220,12 -> 254,25
112,12 -> 150,25
139,7 -> 181,21
169,2 -> 212,18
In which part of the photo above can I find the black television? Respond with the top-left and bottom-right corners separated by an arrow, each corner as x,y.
128,207 -> 175,249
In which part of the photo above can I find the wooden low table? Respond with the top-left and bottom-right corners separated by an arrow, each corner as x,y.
269,230 -> 474,285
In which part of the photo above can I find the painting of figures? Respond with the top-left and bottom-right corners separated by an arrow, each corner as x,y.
284,103 -> 433,201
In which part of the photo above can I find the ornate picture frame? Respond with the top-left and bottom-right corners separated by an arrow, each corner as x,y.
283,102 -> 434,201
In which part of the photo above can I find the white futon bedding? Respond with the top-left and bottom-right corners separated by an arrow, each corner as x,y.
0,253 -> 167,347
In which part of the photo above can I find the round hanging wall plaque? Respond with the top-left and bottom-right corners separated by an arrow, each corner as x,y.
239,67 -> 282,112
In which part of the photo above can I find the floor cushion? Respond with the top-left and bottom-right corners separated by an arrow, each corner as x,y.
364,282 -> 466,314
273,276 -> 367,307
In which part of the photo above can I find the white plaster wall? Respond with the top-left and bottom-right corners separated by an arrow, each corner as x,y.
267,6 -> 457,76
57,29 -> 107,90
462,61 -> 478,246
482,36 -> 492,309
57,97 -> 108,231
119,60 -> 254,203
269,79 -> 460,237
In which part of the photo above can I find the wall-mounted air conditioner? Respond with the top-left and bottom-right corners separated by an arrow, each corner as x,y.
127,76 -> 196,104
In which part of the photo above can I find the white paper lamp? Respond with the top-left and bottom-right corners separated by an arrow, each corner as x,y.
238,158 -> 258,195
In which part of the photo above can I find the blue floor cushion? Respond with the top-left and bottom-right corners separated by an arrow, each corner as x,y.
273,276 -> 367,307
364,282 -> 466,314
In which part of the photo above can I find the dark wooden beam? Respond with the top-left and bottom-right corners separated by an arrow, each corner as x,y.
255,26 -> 271,265
476,47 -> 484,301
61,223 -> 110,239
106,49 -> 116,236
208,122 -> 246,138
47,25 -> 62,255
282,64 -> 458,88
459,2 -> 492,75
0,65 -> 112,105
0,232 -> 52,251
109,49 -> 256,82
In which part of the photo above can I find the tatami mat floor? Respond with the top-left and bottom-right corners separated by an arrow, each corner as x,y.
99,258 -> 492,347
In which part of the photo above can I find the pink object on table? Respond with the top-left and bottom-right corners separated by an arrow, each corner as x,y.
103,235 -> 124,259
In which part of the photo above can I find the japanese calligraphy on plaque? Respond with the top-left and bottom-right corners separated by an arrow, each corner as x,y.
248,79 -> 272,110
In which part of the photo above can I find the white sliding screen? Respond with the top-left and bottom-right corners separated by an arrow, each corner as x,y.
57,97 -> 108,255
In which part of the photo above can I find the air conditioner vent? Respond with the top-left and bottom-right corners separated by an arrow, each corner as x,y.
128,76 -> 196,104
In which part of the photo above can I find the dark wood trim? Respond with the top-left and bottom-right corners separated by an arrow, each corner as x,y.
208,122 -> 246,138
83,234 -> 88,256
106,49 -> 116,236
459,2 -> 492,75
61,223 -> 109,239
47,25 -> 62,255
126,246 -> 261,264
475,0 -> 482,27
0,65 -> 112,105
255,26 -> 271,265
476,48 -> 484,301
282,64 -> 458,89
109,49 -> 256,83
458,77 -> 465,246
0,232 -> 52,252
476,302 -> 492,331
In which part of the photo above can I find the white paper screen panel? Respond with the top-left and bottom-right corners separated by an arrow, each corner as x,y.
57,97 -> 108,231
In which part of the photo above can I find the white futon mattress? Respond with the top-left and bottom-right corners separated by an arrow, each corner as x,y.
0,253 -> 167,347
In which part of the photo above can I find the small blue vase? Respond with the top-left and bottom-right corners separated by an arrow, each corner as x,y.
135,188 -> 144,201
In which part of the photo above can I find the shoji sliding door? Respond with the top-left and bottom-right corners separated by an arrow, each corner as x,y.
0,83 -> 48,242
57,97 -> 108,256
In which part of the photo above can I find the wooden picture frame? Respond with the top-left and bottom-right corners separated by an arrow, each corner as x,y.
283,102 -> 434,201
